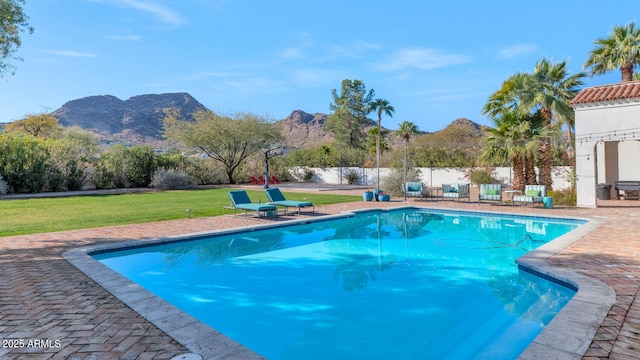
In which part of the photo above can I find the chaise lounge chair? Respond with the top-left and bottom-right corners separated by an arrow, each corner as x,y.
226,190 -> 277,218
264,187 -> 314,215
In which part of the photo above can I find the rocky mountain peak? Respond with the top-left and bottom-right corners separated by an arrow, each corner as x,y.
448,117 -> 485,136
50,93 -> 207,143
276,110 -> 332,148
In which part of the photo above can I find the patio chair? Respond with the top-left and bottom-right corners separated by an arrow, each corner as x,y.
226,190 -> 277,218
513,185 -> 546,207
264,187 -> 314,215
442,183 -> 470,201
404,182 -> 424,200
478,183 -> 502,205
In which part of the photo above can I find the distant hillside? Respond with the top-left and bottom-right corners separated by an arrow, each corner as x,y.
275,110 -> 333,148
50,93 -> 207,145
47,94 -> 484,149
276,110 -> 397,149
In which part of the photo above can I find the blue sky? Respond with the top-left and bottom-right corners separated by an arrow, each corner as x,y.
0,0 -> 632,132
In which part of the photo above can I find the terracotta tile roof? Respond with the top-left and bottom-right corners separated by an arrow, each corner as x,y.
571,81 -> 640,105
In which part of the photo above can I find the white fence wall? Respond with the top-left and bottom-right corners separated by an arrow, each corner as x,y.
289,166 -> 574,190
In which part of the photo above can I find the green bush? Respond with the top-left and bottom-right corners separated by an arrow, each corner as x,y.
44,138 -> 94,191
548,188 -> 576,206
93,145 -> 127,189
0,175 -> 8,195
301,168 -> 315,182
344,169 -> 361,185
381,168 -> 421,196
465,168 -> 500,185
150,168 -> 192,189
0,133 -> 49,193
185,159 -> 226,185
124,146 -> 157,187
93,145 -> 159,188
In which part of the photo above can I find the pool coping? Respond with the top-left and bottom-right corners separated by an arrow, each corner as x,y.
62,206 -> 614,360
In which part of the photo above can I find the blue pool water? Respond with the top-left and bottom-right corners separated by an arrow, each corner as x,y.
94,209 -> 584,359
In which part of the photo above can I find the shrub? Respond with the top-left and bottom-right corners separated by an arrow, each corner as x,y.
465,168 -> 500,186
93,145 -> 159,188
381,168 -> 421,196
548,188 -> 576,206
44,138 -> 94,192
124,146 -> 157,187
301,168 -> 315,182
150,168 -> 192,190
93,145 -> 127,189
344,169 -> 361,185
0,175 -> 7,195
185,159 -> 226,185
0,133 -> 49,194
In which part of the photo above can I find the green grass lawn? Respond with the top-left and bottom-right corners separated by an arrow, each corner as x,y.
0,188 -> 361,237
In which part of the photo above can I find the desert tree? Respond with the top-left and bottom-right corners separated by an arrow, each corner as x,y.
163,109 -> 282,184
0,0 -> 33,76
4,113 -> 63,139
323,79 -> 375,148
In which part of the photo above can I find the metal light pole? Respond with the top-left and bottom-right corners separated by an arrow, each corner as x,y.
403,140 -> 407,201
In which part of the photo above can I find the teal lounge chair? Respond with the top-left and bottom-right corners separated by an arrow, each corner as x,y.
404,182 -> 424,200
227,190 -> 277,218
265,188 -> 314,215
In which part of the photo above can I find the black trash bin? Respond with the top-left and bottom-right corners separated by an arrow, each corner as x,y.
597,183 -> 612,200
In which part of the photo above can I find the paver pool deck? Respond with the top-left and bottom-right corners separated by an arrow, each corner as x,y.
1,186 -> 639,359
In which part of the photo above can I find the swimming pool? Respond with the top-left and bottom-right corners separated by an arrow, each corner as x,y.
93,208 -> 585,359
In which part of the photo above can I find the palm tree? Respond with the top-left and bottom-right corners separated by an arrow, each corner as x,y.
480,112 -> 539,191
396,121 -> 419,201
483,58 -> 585,190
369,98 -> 395,194
584,21 -> 640,82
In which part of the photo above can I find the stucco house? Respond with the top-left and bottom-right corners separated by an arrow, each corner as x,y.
570,81 -> 640,207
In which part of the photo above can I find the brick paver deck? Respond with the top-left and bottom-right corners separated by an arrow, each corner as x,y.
1,188 -> 639,359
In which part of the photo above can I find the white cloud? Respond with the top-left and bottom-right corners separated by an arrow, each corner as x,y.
373,48 -> 469,72
49,50 -> 98,58
498,44 -> 537,59
180,71 -> 244,81
281,47 -> 304,59
291,69 -> 344,86
117,0 -> 186,26
105,34 -> 142,41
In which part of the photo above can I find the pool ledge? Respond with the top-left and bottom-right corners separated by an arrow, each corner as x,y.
516,217 -> 616,360
63,208 -> 615,360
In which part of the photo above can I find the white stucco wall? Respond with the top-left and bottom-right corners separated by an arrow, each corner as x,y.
573,99 -> 640,207
290,166 -> 574,190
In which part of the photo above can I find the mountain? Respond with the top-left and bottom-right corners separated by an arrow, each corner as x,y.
275,110 -> 392,149
276,110 -> 333,148
50,93 -> 207,145
48,94 -> 484,149
447,117 -> 486,136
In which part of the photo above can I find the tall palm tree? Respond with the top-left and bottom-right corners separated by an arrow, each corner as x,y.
483,58 -> 585,190
396,121 -> 419,200
480,112 -> 540,191
584,21 -> 640,82
369,98 -> 395,194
